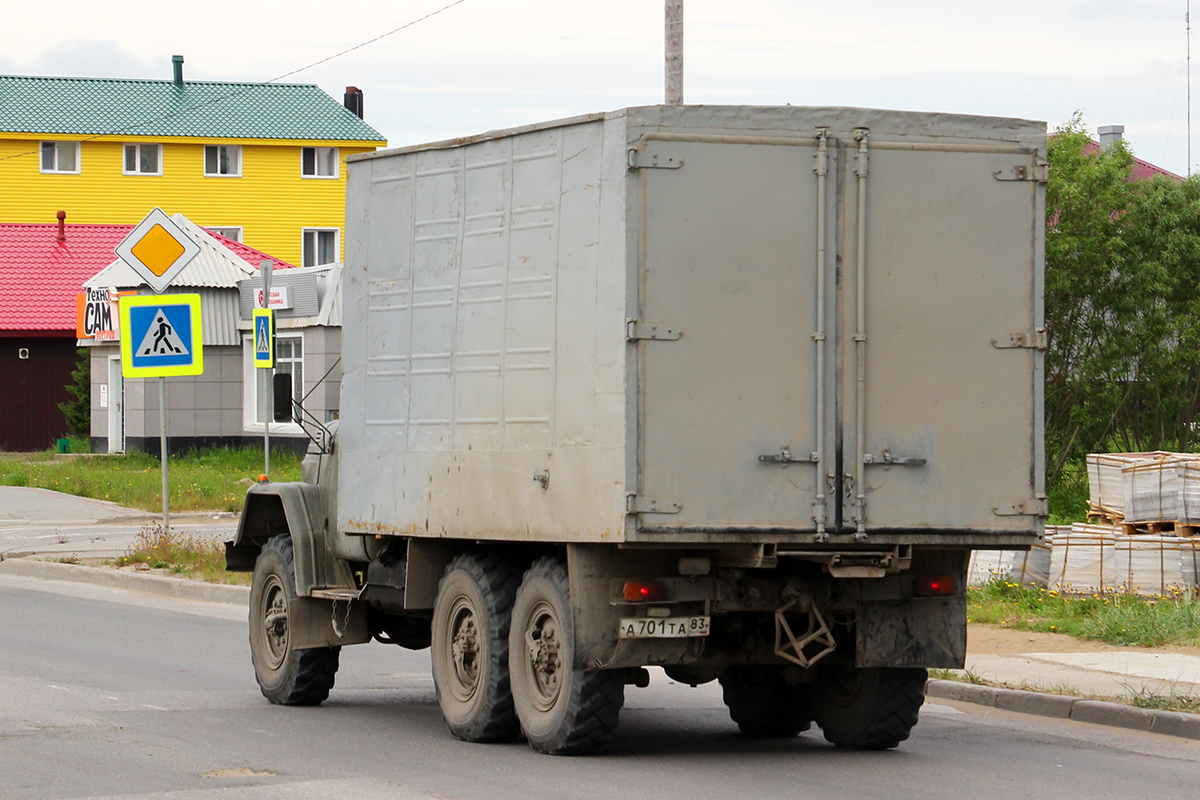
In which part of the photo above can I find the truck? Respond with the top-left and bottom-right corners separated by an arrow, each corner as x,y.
226,105 -> 1046,755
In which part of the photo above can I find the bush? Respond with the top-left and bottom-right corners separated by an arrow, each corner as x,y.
58,349 -> 91,438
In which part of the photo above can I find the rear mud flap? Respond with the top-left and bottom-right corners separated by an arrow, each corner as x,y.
855,596 -> 966,669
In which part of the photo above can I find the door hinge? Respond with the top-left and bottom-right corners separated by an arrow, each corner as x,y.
993,161 -> 1048,183
993,496 -> 1049,517
992,329 -> 1047,350
626,494 -> 682,514
626,320 -> 683,341
628,149 -> 684,170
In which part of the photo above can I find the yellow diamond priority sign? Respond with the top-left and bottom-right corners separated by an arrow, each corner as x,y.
115,208 -> 201,293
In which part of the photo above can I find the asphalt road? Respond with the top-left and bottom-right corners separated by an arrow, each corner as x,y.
3,574 -> 1199,800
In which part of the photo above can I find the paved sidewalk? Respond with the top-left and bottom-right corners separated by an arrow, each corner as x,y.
0,485 -> 236,560
0,486 -> 152,525
964,651 -> 1200,699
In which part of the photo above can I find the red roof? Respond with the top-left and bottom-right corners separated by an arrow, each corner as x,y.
1082,141 -> 1183,181
0,221 -> 294,334
208,232 -> 296,271
0,223 -> 128,334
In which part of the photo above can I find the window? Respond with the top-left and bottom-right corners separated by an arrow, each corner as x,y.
301,146 -> 338,178
204,144 -> 241,176
243,333 -> 305,432
40,141 -> 80,173
302,228 -> 339,266
275,337 -> 305,416
123,143 -> 161,175
205,226 -> 243,242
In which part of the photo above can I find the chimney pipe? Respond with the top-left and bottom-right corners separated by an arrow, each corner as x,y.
344,86 -> 364,119
1098,124 -> 1124,150
172,55 -> 184,87
56,210 -> 66,243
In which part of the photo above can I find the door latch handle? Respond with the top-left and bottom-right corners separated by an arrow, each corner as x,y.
863,448 -> 926,467
758,446 -> 818,465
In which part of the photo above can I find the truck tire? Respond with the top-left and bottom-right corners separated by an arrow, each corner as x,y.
810,666 -> 927,750
509,556 -> 625,755
431,552 -> 522,742
719,666 -> 814,737
249,534 -> 340,705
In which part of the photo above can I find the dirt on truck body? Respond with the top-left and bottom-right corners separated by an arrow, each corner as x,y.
228,104 -> 1046,754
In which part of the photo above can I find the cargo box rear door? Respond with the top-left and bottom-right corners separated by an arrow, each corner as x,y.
632,137 -> 834,532
841,140 -> 1045,534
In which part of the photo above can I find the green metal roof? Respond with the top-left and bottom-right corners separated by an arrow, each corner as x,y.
0,75 -> 386,142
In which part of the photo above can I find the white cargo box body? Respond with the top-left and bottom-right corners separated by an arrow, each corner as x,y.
341,106 -> 1045,546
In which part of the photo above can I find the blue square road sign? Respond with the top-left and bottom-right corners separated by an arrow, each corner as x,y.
119,294 -> 204,378
253,308 -> 274,368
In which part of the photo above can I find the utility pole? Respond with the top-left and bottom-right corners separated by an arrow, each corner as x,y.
665,0 -> 683,106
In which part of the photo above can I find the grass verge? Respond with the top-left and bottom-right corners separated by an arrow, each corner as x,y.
113,523 -> 250,585
968,579 -> 1200,648
0,446 -> 302,512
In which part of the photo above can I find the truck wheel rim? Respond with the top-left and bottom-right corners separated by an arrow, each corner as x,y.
523,599 -> 563,711
262,574 -> 288,670
447,596 -> 481,702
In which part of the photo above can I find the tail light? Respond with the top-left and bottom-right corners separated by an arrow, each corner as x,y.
623,580 -> 667,602
915,575 -> 955,597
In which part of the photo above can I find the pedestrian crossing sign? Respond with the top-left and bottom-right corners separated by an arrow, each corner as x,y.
253,308 -> 274,368
119,294 -> 204,377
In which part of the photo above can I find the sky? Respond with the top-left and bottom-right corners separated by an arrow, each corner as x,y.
3,0 -> 1199,175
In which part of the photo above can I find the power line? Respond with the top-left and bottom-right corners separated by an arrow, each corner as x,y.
267,0 -> 468,85
0,0 -> 469,163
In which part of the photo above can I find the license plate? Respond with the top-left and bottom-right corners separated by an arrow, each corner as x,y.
618,616 -> 710,638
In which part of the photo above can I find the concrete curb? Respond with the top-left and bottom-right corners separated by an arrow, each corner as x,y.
926,679 -> 1200,740
0,557 -> 250,605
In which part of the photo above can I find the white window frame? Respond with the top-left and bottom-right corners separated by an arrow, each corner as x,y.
302,228 -> 340,267
122,143 -> 162,175
204,144 -> 242,177
205,226 -> 243,242
40,141 -> 80,174
242,332 -> 305,435
301,146 -> 339,179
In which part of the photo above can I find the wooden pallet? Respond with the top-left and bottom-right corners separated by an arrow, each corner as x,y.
1087,503 -> 1125,525
1120,520 -> 1198,537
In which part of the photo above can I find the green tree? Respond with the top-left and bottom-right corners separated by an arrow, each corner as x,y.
1118,174 -> 1200,452
58,348 -> 91,438
1045,114 -> 1200,490
1044,113 -> 1136,486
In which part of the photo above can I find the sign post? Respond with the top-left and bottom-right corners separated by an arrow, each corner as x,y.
259,260 -> 274,479
114,209 -> 201,532
118,294 -> 204,532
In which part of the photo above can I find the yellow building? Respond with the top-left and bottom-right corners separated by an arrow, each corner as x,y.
0,57 -> 386,266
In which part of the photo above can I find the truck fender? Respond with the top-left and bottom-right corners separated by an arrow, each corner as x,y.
227,481 -> 348,597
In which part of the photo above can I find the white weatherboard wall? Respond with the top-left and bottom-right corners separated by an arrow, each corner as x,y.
341,114 -> 628,541
340,106 -> 1045,544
